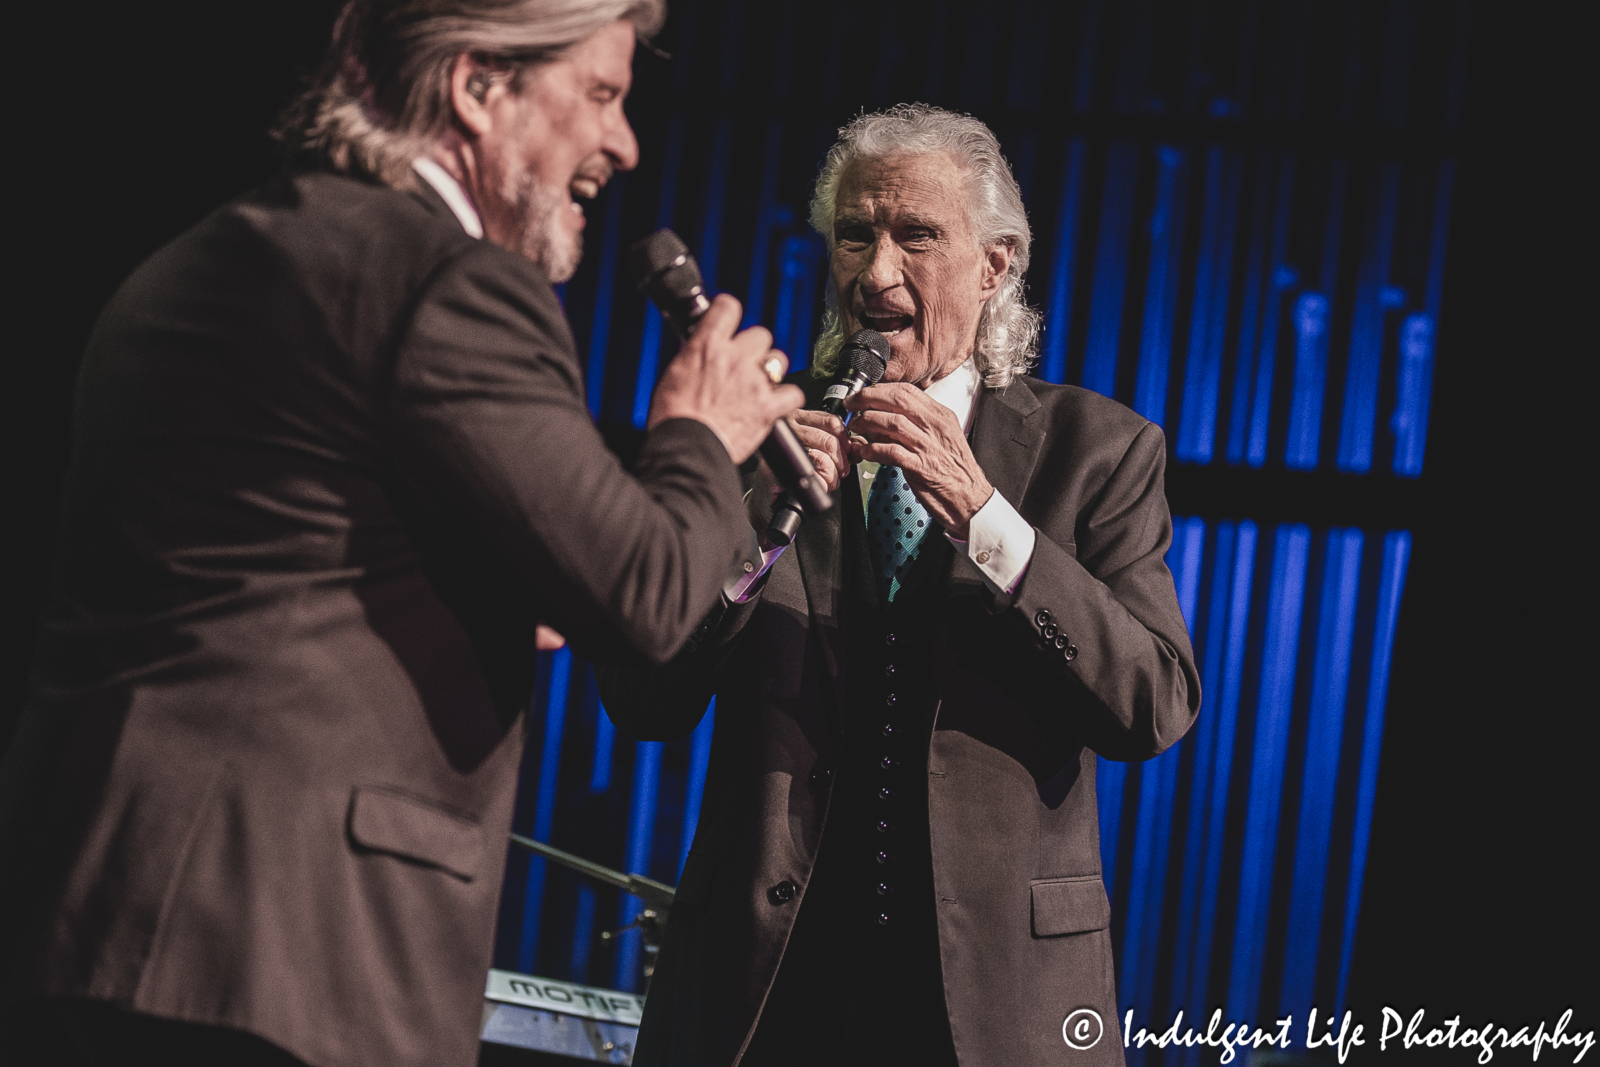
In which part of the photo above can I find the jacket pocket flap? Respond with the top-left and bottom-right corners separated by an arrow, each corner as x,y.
1031,876 -> 1110,937
349,786 -> 484,881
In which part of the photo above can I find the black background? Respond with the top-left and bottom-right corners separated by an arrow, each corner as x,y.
5,0 -> 1591,1055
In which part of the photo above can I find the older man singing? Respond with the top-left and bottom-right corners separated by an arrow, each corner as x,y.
601,104 -> 1200,1066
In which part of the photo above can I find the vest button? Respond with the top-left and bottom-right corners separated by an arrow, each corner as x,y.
880,757 -> 897,770
884,632 -> 898,648
877,882 -> 893,896
884,663 -> 896,678
876,850 -> 890,864
767,880 -> 797,905
877,912 -> 891,925
881,723 -> 895,737
878,787 -> 892,801
876,820 -> 893,834
884,693 -> 897,707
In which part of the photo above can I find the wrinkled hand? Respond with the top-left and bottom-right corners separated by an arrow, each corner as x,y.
846,383 -> 993,539
648,295 -> 805,463
786,409 -> 851,497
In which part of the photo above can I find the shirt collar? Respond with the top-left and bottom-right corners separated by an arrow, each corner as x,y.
412,157 -> 484,239
922,356 -> 981,433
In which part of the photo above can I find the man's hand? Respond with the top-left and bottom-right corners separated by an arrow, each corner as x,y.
788,409 -> 851,495
647,295 -> 805,463
846,383 -> 994,539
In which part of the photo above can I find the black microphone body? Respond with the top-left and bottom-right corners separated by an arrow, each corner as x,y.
765,330 -> 891,547
628,230 -> 832,517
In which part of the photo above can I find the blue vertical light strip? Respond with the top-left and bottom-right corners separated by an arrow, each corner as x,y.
1280,528 -> 1364,1014
1184,521 -> 1257,1066
1336,162 -> 1402,472
518,647 -> 573,973
590,704 -> 615,793
614,740 -> 664,991
1119,517 -> 1203,1010
1225,154 -> 1275,463
1285,292 -> 1331,469
1285,160 -> 1348,469
631,114 -> 687,429
585,175 -> 629,417
1097,756 -> 1127,903
1176,147 -> 1244,463
1041,138 -> 1088,384
568,885 -> 597,985
1170,521 -> 1231,1044
772,236 -> 822,373
1081,142 -> 1140,397
1227,523 -> 1310,1019
1335,530 -> 1411,1012
1392,159 -> 1455,476
1246,154 -> 1297,467
742,121 -> 787,329
679,701 -> 716,876
1132,146 -> 1186,425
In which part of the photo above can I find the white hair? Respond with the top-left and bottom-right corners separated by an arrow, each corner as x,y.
808,103 -> 1042,389
279,0 -> 665,188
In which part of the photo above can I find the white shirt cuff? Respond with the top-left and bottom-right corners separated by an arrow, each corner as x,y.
946,490 -> 1035,595
724,542 -> 787,602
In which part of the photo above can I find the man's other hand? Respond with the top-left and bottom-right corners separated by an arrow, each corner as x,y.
788,409 -> 851,495
846,383 -> 994,539
647,295 -> 805,463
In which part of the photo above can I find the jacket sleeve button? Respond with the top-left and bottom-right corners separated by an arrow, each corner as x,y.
767,880 -> 798,905
1063,643 -> 1078,662
1034,609 -> 1052,627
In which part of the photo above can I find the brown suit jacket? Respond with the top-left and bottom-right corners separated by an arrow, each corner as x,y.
600,374 -> 1201,1066
0,171 -> 753,1067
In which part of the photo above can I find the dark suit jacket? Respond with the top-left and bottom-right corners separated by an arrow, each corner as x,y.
600,373 -> 1201,1066
0,171 -> 754,1067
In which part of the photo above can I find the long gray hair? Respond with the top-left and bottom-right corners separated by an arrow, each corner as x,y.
278,0 -> 665,188
808,104 -> 1042,389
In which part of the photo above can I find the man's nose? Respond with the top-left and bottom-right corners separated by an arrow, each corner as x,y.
861,237 -> 901,292
606,110 -> 640,172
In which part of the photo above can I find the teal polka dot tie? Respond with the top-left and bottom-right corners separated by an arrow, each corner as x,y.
867,465 -> 933,603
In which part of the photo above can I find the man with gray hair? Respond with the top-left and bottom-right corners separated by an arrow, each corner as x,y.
601,104 -> 1199,1065
0,2 -> 800,1065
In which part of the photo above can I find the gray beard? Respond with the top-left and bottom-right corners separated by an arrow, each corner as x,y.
505,170 -> 583,283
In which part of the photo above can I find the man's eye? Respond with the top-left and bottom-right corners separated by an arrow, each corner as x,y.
836,227 -> 870,245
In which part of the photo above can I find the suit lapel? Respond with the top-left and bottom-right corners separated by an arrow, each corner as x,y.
967,377 -> 1047,533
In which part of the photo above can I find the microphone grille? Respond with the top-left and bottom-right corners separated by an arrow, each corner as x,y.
628,229 -> 704,304
843,329 -> 891,382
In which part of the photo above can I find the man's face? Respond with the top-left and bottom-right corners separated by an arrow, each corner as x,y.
477,19 -> 639,280
829,151 -> 1008,386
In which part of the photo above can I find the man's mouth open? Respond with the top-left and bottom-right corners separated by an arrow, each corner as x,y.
862,313 -> 913,338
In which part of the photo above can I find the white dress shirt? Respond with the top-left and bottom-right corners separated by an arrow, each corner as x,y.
412,157 -> 484,238
726,356 -> 1036,601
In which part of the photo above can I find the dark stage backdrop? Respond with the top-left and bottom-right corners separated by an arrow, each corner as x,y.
7,1 -> 1591,1062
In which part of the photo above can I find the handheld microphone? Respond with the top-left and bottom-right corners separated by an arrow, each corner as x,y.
628,229 -> 832,517
765,329 -> 891,547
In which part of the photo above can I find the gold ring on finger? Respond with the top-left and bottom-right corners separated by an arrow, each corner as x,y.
762,354 -> 784,384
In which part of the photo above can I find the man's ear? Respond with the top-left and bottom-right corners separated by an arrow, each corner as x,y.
449,53 -> 494,137
979,242 -> 1014,300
